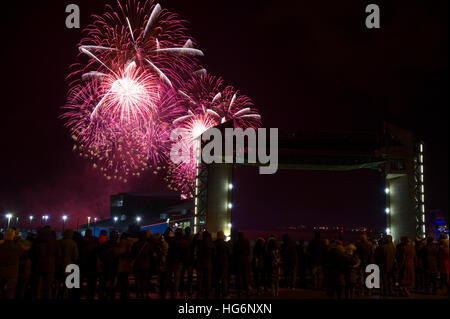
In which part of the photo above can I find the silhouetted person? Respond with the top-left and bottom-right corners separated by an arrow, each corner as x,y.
31,226 -> 59,299
0,229 -> 24,299
56,229 -> 79,299
307,231 -> 325,289
197,231 -> 215,299
325,242 -> 346,299
423,237 -> 439,295
79,229 -> 99,299
356,234 -> 372,296
266,236 -> 281,297
131,231 -> 152,299
180,227 -> 194,297
166,228 -> 188,299
157,234 -> 169,299
282,234 -> 298,289
252,237 -> 266,295
16,233 -> 33,299
214,230 -> 231,298
146,231 -> 159,295
438,238 -> 449,295
396,236 -> 416,297
296,240 -> 307,288
379,235 -> 396,296
234,232 -> 251,298
117,232 -> 132,300
98,231 -> 120,300
415,238 -> 426,292
344,244 -> 359,299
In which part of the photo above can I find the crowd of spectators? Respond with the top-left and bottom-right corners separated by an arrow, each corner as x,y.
0,225 -> 448,299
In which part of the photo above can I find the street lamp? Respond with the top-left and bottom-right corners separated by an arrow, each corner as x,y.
5,213 -> 12,229
62,215 -> 67,232
87,216 -> 91,228
42,215 -> 49,224
136,216 -> 141,225
113,216 -> 118,223
93,217 -> 97,237
29,215 -> 34,225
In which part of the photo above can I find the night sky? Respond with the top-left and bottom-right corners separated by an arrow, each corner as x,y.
0,0 -> 448,231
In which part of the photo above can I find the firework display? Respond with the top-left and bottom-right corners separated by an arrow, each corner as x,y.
63,0 -> 261,192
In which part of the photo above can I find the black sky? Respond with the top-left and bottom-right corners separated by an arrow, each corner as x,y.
0,0 -> 448,230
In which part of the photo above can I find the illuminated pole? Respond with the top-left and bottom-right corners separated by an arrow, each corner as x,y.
194,138 -> 201,234
87,216 -> 91,228
94,217 -> 97,236
419,143 -> 426,238
29,215 -> 34,225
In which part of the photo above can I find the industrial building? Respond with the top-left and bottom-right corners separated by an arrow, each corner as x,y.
80,192 -> 194,236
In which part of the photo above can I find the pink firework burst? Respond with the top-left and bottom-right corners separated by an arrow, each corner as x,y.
166,74 -> 262,196
176,74 -> 262,128
71,0 -> 203,89
63,80 -> 152,181
63,0 -> 202,182
87,60 -> 159,126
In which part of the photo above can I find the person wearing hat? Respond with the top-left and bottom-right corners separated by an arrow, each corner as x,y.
356,233 -> 373,296
0,229 -> 24,299
397,236 -> 417,297
423,237 -> 439,295
344,243 -> 360,299
380,235 -> 396,296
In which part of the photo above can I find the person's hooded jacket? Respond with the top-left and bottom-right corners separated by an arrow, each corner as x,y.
0,229 -> 24,277
31,227 -> 60,274
58,229 -> 79,273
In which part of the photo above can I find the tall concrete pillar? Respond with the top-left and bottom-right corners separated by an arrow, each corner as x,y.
205,163 -> 233,239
